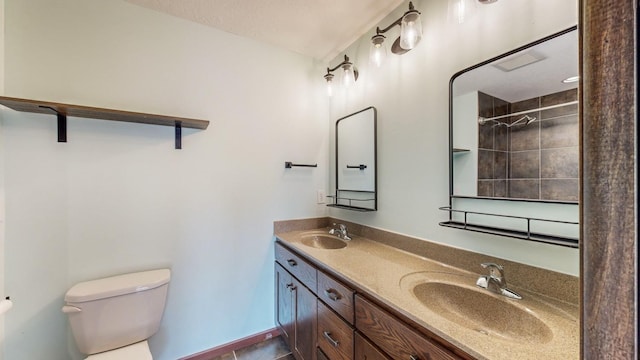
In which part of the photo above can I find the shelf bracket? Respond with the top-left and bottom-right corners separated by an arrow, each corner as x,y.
39,106 -> 67,143
175,121 -> 182,150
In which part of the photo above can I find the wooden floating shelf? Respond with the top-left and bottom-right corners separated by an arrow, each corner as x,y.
0,96 -> 209,149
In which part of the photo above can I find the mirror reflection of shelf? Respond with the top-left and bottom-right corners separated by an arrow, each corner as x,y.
327,192 -> 376,212
439,206 -> 579,248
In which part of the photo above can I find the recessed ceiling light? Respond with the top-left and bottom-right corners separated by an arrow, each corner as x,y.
562,76 -> 579,83
492,51 -> 546,72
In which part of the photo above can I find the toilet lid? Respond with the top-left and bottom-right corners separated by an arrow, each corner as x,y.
85,341 -> 152,360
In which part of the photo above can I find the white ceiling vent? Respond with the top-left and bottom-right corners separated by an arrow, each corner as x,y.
492,51 -> 546,72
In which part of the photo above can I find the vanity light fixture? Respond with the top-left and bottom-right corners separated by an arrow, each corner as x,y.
324,54 -> 359,97
368,1 -> 422,65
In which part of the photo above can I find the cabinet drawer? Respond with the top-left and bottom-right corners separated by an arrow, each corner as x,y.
355,332 -> 390,360
318,301 -> 354,360
275,243 -> 317,292
317,348 -> 330,360
355,295 -> 461,360
317,271 -> 355,325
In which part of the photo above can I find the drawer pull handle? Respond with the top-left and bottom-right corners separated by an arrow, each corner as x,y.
287,259 -> 298,267
322,331 -> 340,347
286,283 -> 293,288
409,356 -> 420,360
324,289 -> 342,301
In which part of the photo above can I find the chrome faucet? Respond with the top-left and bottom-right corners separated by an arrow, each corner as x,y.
329,223 -> 351,241
476,263 -> 522,299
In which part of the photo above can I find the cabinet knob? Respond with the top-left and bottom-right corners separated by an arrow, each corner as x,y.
324,288 -> 342,301
287,259 -> 298,267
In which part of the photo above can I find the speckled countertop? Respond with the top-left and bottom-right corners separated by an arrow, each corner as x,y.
275,228 -> 579,360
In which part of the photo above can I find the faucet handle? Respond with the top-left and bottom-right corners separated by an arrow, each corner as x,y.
478,263 -> 521,299
481,263 -> 507,285
481,262 -> 503,270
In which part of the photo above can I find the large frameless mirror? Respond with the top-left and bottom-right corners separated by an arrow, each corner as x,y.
442,27 -> 579,247
328,107 -> 377,211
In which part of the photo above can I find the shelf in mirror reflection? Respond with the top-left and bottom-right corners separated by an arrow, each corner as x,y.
327,193 -> 376,212
453,148 -> 470,153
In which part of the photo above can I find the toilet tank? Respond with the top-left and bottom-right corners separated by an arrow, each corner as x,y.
63,269 -> 171,355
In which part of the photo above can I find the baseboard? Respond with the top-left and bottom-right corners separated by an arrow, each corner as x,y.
179,328 -> 281,360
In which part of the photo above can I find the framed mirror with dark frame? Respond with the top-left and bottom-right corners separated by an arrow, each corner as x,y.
327,107 -> 377,212
441,27 -> 579,247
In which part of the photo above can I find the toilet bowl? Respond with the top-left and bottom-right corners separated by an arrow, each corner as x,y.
63,269 -> 171,359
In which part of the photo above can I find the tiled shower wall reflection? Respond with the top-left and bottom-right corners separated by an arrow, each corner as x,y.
477,89 -> 578,201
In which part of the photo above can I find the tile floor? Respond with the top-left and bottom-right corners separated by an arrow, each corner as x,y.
207,336 -> 294,360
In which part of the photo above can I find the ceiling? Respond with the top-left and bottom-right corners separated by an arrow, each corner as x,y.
124,0 -> 405,62
453,29 -> 578,103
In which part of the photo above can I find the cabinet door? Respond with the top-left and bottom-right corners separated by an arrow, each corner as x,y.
355,332 -> 390,360
275,263 -> 294,346
293,278 -> 317,360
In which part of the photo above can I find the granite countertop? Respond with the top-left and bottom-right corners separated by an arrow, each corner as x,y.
275,228 -> 579,360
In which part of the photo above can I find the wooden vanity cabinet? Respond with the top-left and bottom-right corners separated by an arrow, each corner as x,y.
317,301 -> 354,360
275,262 -> 294,345
355,332 -> 391,360
292,279 -> 317,360
317,271 -> 355,324
275,241 -> 469,360
355,295 -> 462,360
275,244 -> 318,360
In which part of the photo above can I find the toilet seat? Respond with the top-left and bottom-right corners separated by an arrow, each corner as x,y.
85,341 -> 152,360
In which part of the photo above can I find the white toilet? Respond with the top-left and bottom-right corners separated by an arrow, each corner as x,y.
62,269 -> 171,359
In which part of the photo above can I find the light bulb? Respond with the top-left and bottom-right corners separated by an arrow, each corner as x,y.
400,11 -> 422,50
324,72 -> 334,97
342,65 -> 356,87
369,34 -> 387,68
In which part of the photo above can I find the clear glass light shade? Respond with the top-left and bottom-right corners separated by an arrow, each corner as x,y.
369,35 -> 387,68
447,0 -> 477,24
400,11 -> 422,50
324,73 -> 334,97
341,64 -> 356,88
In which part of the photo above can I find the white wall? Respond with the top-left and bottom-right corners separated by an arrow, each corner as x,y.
452,91 -> 478,195
2,0 -> 328,359
0,0 -> 5,355
327,0 -> 579,275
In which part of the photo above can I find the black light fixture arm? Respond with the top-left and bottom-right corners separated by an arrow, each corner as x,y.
326,55 -> 353,73
375,1 -> 419,35
376,19 -> 402,35
324,54 -> 359,83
